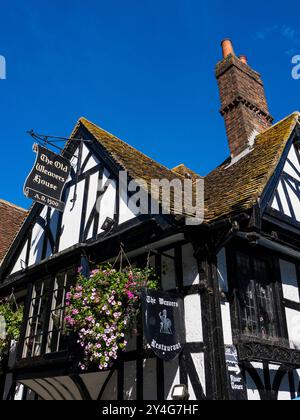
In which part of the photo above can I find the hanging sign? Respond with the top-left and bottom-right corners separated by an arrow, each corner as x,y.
141,289 -> 185,361
24,144 -> 71,212
225,345 -> 246,400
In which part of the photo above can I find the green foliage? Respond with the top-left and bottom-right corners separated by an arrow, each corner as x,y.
65,264 -> 158,371
0,298 -> 23,358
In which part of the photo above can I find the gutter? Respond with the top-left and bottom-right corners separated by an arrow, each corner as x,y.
236,231 -> 300,260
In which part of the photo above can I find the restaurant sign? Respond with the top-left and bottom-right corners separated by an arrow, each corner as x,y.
141,289 -> 185,361
24,144 -> 71,212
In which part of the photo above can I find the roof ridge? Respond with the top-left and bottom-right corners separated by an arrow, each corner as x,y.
172,164 -> 186,171
79,117 -> 176,175
256,111 -> 300,138
0,199 -> 27,213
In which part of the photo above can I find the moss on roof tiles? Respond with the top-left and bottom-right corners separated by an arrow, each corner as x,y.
75,113 -> 299,224
205,112 -> 299,222
172,164 -> 202,181
79,117 -> 182,185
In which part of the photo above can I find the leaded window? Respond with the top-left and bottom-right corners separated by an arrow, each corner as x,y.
46,268 -> 74,354
22,278 -> 51,358
236,252 -> 279,339
22,268 -> 76,359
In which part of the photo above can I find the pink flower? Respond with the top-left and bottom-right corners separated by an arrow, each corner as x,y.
77,266 -> 83,273
126,291 -> 135,300
72,309 -> 79,315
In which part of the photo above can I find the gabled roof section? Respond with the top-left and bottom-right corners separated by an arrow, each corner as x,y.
205,112 -> 300,222
76,117 -> 183,185
172,164 -> 202,181
0,200 -> 27,263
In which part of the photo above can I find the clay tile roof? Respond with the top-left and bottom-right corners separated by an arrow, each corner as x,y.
205,112 -> 299,222
78,117 -> 182,185
172,164 -> 202,181
0,200 -> 27,263
73,113 -> 299,224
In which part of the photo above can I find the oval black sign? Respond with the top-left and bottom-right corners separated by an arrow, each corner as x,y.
24,144 -> 71,212
141,289 -> 186,361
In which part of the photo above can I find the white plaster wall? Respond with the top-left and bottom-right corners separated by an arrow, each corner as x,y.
283,145 -> 300,182
220,301 -> 233,345
11,241 -> 28,274
59,180 -> 85,251
81,144 -> 99,173
184,294 -> 203,343
98,169 -> 117,235
285,308 -> 300,349
188,353 -> 206,399
84,172 -> 99,240
182,244 -> 199,287
28,207 -> 47,266
271,145 -> 300,220
274,180 -> 292,217
119,186 -> 136,225
280,259 -> 300,303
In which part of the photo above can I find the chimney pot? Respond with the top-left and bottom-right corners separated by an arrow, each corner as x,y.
221,39 -> 234,59
239,55 -> 248,65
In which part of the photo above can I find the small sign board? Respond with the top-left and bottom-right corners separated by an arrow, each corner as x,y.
225,345 -> 246,400
24,144 -> 71,212
141,289 -> 185,361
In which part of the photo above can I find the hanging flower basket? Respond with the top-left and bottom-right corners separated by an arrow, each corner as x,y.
0,297 -> 23,361
64,264 -> 158,372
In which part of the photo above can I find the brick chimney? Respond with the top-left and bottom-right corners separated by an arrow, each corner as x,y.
216,39 -> 273,158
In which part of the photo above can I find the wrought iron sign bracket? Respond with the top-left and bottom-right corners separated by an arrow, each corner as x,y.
27,130 -> 93,159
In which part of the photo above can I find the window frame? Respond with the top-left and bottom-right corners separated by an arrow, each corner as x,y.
19,266 -> 76,362
227,241 -> 289,345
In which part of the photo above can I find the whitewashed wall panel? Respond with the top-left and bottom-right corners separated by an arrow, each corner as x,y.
217,249 -> 233,345
182,244 -> 199,287
280,259 -> 300,303
28,207 -> 47,266
11,241 -> 28,274
97,169 -> 117,235
189,353 -> 206,397
184,294 -> 203,343
220,302 -> 233,345
84,172 -> 100,240
285,308 -> 300,349
81,144 -> 99,173
270,143 -> 300,222
59,181 -> 85,252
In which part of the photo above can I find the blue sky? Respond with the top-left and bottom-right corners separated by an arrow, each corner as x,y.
1,0 -> 300,208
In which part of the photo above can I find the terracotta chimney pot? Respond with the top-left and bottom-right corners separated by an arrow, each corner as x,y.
221,39 -> 234,59
239,55 -> 248,65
